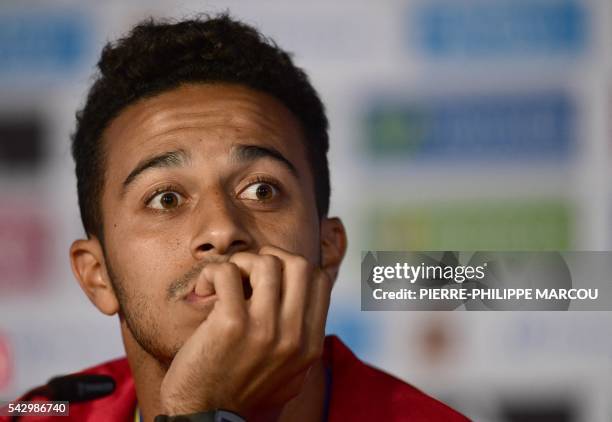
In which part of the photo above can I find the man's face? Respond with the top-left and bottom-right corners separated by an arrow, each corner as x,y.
98,83 -> 322,363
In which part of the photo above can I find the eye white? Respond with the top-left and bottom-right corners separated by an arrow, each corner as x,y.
240,182 -> 278,201
148,192 -> 184,209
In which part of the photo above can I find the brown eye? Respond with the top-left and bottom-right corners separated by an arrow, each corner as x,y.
160,193 -> 178,208
256,184 -> 273,200
240,182 -> 279,201
148,191 -> 184,210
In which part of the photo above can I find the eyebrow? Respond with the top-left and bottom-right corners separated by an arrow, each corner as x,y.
122,149 -> 189,193
231,144 -> 299,177
120,144 -> 299,195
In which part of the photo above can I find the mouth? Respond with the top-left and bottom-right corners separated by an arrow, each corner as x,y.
181,279 -> 218,312
183,274 -> 217,305
179,260 -> 254,305
183,278 -> 253,304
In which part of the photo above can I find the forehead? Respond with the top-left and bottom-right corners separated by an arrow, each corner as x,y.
101,83 -> 307,179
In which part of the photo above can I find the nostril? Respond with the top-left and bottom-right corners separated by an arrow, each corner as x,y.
229,239 -> 247,250
199,243 -> 214,252
194,239 -> 250,256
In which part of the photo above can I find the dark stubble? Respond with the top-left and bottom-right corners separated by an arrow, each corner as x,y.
104,251 -> 210,367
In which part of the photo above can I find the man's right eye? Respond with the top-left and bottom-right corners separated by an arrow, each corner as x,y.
147,191 -> 185,210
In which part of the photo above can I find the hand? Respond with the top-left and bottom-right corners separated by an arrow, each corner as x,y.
159,246 -> 332,418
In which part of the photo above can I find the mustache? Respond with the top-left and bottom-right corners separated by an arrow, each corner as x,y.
166,256 -> 229,300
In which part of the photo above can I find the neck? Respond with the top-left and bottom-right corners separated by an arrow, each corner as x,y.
120,322 -> 327,422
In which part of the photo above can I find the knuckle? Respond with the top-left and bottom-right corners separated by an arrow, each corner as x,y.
228,252 -> 243,263
258,245 -> 277,255
221,315 -> 246,337
204,262 -> 240,279
291,255 -> 312,274
219,262 -> 239,274
230,251 -> 246,259
251,321 -> 276,347
259,254 -> 282,271
229,251 -> 253,265
202,262 -> 219,276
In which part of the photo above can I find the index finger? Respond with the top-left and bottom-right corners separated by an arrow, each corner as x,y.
202,262 -> 247,318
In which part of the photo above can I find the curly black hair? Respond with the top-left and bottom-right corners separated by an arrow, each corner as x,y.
72,13 -> 330,240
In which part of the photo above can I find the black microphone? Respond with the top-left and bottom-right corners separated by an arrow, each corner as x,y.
46,374 -> 116,402
10,374 -> 116,421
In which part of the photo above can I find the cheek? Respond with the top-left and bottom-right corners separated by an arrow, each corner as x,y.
108,210 -> 188,257
250,207 -> 320,262
104,222 -> 189,298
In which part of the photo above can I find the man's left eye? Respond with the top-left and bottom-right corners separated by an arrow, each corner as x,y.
239,182 -> 279,201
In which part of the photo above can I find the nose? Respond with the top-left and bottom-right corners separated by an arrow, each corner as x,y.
189,192 -> 253,259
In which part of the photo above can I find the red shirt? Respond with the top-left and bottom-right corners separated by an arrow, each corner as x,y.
1,336 -> 468,421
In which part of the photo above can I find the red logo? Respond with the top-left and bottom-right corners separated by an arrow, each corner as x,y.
0,205 -> 50,293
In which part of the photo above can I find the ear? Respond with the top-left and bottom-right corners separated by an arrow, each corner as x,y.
70,238 -> 120,316
320,217 -> 347,283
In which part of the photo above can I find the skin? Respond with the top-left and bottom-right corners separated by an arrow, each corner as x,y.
69,83 -> 347,422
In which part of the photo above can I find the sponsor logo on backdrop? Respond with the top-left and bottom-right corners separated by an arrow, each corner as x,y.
0,11 -> 90,76
367,200 -> 571,250
0,207 -> 50,292
365,93 -> 574,160
0,115 -> 44,168
413,0 -> 586,57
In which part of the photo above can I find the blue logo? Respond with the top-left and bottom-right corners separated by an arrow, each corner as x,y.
365,92 -> 574,161
413,1 -> 587,57
0,11 -> 91,75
